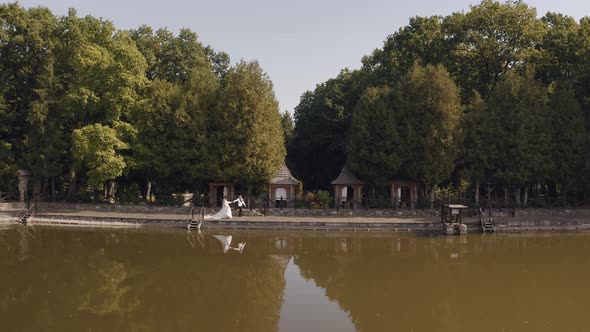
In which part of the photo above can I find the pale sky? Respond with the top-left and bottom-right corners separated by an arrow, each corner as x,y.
11,0 -> 590,114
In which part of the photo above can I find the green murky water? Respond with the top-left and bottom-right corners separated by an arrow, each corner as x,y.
1,225 -> 589,332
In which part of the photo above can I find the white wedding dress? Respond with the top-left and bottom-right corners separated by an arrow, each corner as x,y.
205,198 -> 233,219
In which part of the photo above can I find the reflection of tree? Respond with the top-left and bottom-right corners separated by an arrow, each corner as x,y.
0,228 -> 139,330
127,248 -> 285,331
295,234 -> 590,332
0,228 -> 286,332
3,229 -> 590,331
78,260 -> 136,315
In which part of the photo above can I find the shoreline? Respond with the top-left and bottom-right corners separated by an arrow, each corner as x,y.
2,202 -> 590,233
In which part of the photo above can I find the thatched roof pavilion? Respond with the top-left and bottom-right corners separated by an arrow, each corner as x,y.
331,166 -> 364,209
270,163 -> 301,207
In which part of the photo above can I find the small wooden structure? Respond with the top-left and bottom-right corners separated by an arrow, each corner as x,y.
16,170 -> 32,202
390,176 -> 418,209
269,163 -> 301,208
208,182 -> 235,207
441,204 -> 468,224
331,166 -> 364,209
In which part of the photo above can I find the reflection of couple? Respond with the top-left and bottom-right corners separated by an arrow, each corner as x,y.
205,195 -> 247,220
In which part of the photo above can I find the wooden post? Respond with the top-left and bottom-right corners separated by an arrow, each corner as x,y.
392,183 -> 399,209
334,185 -> 340,211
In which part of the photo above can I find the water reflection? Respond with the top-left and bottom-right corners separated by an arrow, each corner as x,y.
0,227 -> 589,331
186,229 -> 205,249
0,227 -> 285,331
212,235 -> 246,253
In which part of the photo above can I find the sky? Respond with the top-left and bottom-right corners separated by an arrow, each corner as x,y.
11,0 -> 590,114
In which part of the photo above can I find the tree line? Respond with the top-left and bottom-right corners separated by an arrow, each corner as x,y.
0,3 -> 285,203
287,0 -> 590,207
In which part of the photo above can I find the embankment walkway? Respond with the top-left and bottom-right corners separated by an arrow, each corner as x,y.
2,202 -> 590,233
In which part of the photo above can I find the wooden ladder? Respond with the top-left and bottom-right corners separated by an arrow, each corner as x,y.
187,206 -> 205,230
14,205 -> 34,224
479,207 -> 495,233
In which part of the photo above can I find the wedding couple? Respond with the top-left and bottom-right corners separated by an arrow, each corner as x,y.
204,195 -> 247,220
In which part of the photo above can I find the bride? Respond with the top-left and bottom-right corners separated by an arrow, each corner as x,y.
205,195 -> 233,219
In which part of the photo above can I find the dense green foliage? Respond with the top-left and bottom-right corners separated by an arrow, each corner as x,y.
4,0 -> 590,207
0,3 -> 285,202
290,0 -> 590,206
347,64 -> 462,207
347,86 -> 401,186
213,61 -> 285,187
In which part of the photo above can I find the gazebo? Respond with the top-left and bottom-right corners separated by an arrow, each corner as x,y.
331,166 -> 364,209
390,176 -> 418,209
208,182 -> 235,207
269,163 -> 301,208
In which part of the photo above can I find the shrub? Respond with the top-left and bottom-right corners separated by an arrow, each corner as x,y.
315,190 -> 332,209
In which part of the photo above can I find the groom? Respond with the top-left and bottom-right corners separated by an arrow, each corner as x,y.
233,195 -> 247,217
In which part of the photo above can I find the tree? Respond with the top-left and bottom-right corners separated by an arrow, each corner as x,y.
488,71 -> 551,206
129,27 -> 211,84
205,47 -> 230,80
129,66 -> 218,200
280,111 -> 294,144
129,79 -> 181,198
460,92 -> 495,205
72,124 -> 130,193
0,4 -> 59,192
213,60 -> 285,188
290,69 -> 365,189
443,0 -> 546,100
534,13 -> 581,84
547,81 -> 586,205
396,64 -> 463,207
49,11 -> 148,198
0,95 -> 16,189
362,15 -> 445,87
347,86 -> 402,186
280,110 -> 295,171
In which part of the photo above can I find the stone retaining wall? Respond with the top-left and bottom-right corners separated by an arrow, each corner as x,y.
27,202 -> 590,218
496,219 -> 590,232
29,215 -> 453,232
264,207 -> 589,218
36,202 -> 193,214
8,202 -> 590,234
0,202 -> 25,210
31,215 -> 185,227
266,208 -> 439,217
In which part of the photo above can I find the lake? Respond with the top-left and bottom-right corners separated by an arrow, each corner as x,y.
1,225 -> 588,331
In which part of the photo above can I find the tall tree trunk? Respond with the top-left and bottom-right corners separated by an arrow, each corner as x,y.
192,183 -> 200,206
486,185 -> 493,209
548,182 -> 557,205
429,184 -> 435,209
145,180 -> 152,202
562,187 -> 567,208
247,187 -> 252,210
515,186 -> 521,207
51,176 -> 55,202
475,178 -> 480,207
523,185 -> 529,208
109,181 -> 115,202
504,186 -> 509,207
41,176 -> 48,195
68,169 -> 76,200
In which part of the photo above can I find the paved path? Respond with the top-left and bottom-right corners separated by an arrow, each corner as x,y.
28,208 -> 473,224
